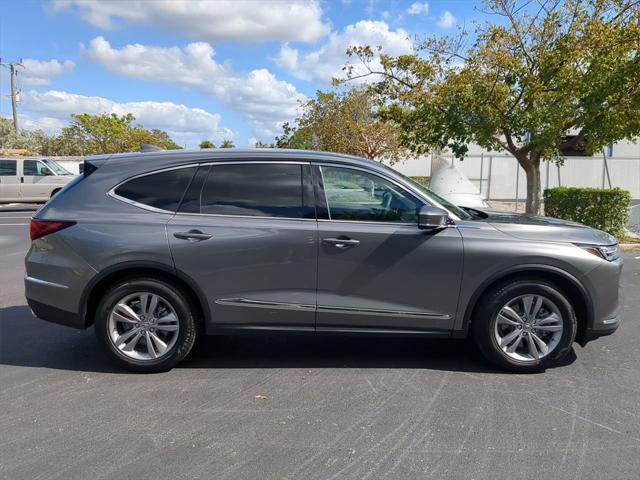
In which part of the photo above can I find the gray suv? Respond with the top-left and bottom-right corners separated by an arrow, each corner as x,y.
24,150 -> 622,373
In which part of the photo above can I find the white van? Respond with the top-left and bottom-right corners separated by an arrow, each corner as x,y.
0,157 -> 76,203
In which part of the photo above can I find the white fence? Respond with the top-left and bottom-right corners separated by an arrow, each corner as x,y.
445,154 -> 640,202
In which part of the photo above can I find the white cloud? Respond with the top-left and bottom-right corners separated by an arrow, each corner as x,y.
19,115 -> 67,134
20,59 -> 75,86
438,10 -> 457,28
82,36 -> 306,138
52,0 -> 330,43
20,90 -> 235,146
406,2 -> 429,15
273,20 -> 413,84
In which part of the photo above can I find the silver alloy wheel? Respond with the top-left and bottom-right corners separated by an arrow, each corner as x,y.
107,292 -> 180,361
493,294 -> 564,362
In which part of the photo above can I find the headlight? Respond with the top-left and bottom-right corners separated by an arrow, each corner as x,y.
577,243 -> 620,261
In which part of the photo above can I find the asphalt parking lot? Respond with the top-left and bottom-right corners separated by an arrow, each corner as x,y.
1,209 -> 640,479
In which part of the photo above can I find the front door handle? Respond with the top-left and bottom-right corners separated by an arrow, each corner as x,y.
173,230 -> 212,241
322,237 -> 360,249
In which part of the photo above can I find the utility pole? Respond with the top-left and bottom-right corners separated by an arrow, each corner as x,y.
1,58 -> 24,131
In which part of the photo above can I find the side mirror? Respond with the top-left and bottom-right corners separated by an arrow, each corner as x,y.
418,205 -> 449,230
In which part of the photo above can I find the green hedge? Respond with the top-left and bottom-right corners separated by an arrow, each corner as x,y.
410,176 -> 430,188
543,187 -> 631,238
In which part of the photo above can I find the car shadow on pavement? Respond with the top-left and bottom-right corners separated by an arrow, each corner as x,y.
0,304 -> 577,374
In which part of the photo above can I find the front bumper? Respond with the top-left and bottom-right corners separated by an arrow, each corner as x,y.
581,316 -> 621,345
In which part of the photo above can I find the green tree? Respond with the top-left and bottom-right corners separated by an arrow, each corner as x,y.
199,140 -> 216,149
254,140 -> 274,148
288,87 -> 408,163
220,139 -> 235,148
274,122 -> 312,149
60,113 -> 180,154
0,118 -> 48,153
345,0 -> 640,214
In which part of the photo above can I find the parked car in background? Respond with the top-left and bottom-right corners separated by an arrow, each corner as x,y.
24,149 -> 622,373
0,157 -> 75,203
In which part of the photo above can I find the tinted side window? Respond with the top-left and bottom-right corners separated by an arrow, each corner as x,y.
114,167 -> 195,212
200,164 -> 305,218
320,166 -> 422,223
24,160 -> 49,176
0,160 -> 16,176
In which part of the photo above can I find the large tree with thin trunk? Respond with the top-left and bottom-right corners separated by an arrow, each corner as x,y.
345,0 -> 640,214
287,87 -> 409,164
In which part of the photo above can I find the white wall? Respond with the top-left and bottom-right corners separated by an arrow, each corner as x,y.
385,137 -> 640,200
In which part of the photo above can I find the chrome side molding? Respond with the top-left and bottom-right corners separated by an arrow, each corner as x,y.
317,305 -> 451,319
216,296 -> 450,320
215,297 -> 316,311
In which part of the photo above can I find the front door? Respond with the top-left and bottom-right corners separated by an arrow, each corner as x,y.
21,159 -> 55,201
0,159 -> 20,202
314,164 -> 463,333
168,161 -> 318,331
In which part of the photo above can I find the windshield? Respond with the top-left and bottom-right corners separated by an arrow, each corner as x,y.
383,166 -> 471,220
42,159 -> 72,175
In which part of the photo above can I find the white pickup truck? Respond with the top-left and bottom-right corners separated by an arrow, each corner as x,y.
0,157 -> 76,203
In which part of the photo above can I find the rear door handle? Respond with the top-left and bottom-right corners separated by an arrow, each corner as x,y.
322,237 -> 360,249
173,230 -> 212,241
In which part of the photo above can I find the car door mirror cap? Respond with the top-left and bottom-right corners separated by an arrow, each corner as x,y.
418,205 -> 450,230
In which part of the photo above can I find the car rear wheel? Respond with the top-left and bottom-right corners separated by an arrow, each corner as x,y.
472,280 -> 577,373
95,277 -> 198,373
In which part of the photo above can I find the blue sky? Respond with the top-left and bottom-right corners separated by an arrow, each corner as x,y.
0,0 -> 479,147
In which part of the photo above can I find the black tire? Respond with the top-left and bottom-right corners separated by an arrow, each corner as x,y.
472,279 -> 577,373
95,277 -> 199,373
50,188 -> 61,198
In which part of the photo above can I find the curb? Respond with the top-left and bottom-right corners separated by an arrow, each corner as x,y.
620,243 -> 640,252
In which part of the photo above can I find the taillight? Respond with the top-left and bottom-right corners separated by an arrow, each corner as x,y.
30,219 -> 76,241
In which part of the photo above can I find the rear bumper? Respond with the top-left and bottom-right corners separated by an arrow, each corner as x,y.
27,298 -> 85,329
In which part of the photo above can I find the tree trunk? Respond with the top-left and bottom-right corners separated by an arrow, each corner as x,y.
520,153 -> 542,215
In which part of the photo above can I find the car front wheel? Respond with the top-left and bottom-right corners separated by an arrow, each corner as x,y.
472,280 -> 577,372
95,277 -> 198,373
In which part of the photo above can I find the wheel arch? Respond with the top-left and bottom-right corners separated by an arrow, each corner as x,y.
80,261 -> 210,329
460,265 -> 593,344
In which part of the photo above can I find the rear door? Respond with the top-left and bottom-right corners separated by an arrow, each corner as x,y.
314,164 -> 463,333
0,159 -> 20,202
21,159 -> 55,201
167,161 -> 318,331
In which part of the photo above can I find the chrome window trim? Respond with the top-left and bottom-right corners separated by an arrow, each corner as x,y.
105,157 -> 461,222
317,219 -> 417,227
174,211 -> 317,222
